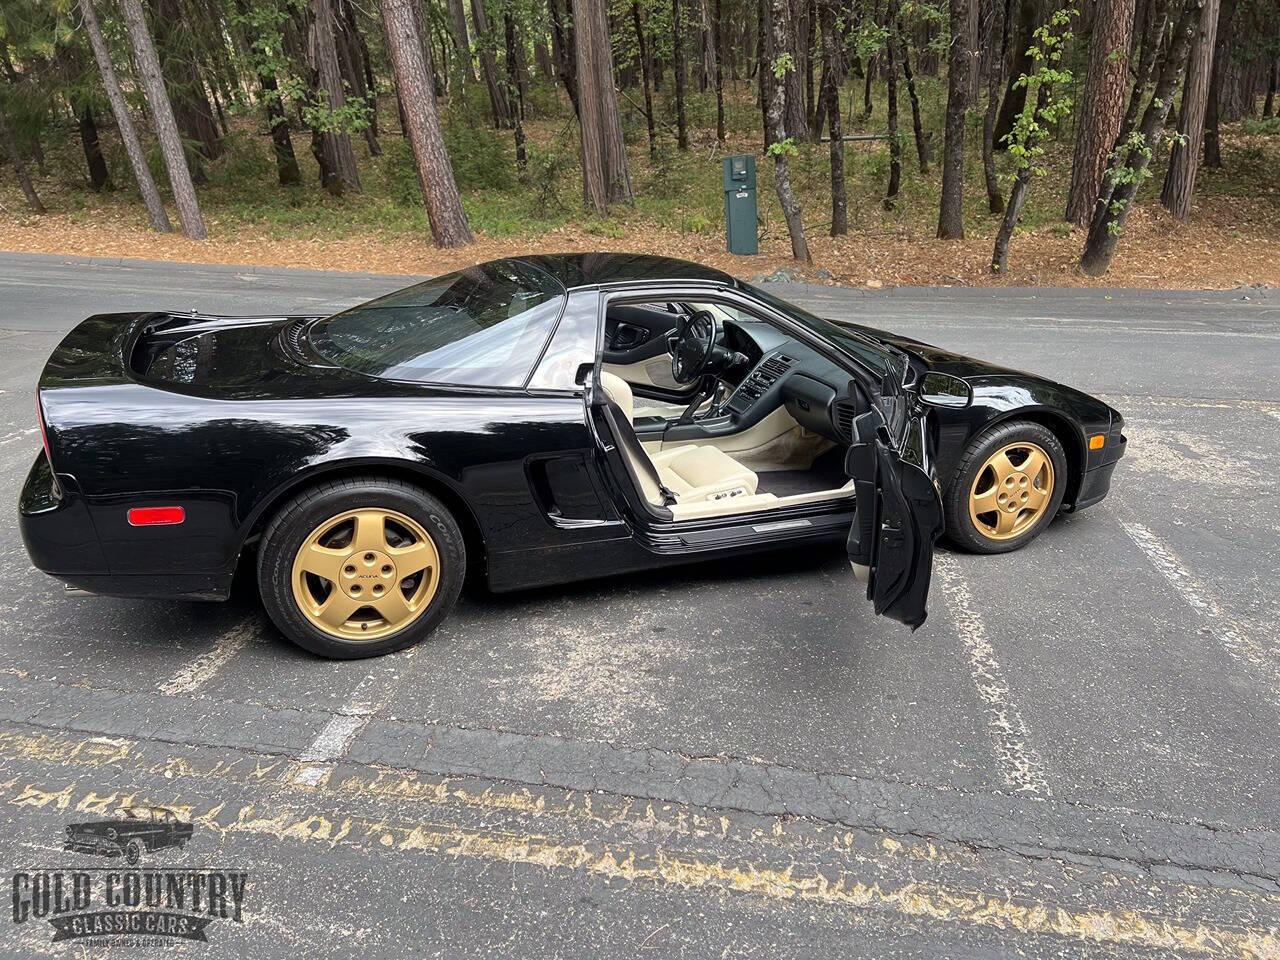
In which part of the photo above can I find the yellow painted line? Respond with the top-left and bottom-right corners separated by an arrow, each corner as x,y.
1,770 -> 1276,959
0,728 -> 951,868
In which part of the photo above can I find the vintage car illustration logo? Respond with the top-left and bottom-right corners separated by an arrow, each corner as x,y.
64,805 -> 193,865
10,806 -> 247,945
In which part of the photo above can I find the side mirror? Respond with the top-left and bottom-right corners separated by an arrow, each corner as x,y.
918,372 -> 972,409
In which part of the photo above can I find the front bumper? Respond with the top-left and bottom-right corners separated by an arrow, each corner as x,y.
1066,422 -> 1127,513
64,836 -> 122,856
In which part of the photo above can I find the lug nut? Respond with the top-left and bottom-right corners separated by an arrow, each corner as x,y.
364,552 -> 375,562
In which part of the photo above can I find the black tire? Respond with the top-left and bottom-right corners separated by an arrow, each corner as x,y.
943,420 -> 1068,554
256,476 -> 466,659
125,839 -> 143,865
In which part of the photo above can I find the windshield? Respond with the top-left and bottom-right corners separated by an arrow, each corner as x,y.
310,261 -> 566,387
742,282 -> 899,378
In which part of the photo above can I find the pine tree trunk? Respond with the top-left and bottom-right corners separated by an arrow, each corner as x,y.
1118,0 -> 1168,143
992,165 -> 1031,271
76,105 -> 113,192
819,0 -> 846,233
548,0 -> 580,116
150,0 -> 222,162
471,0 -> 513,127
118,0 -> 206,238
379,0 -> 473,246
899,30 -> 931,170
632,1 -> 658,156
674,0 -> 690,148
980,0 -> 1005,211
993,0 -> 1042,145
504,10 -> 529,175
1201,0 -> 1236,168
0,102 -> 44,213
336,5 -> 381,156
937,0 -> 971,238
573,0 -> 633,211
784,0 -> 809,136
884,10 -> 902,209
1263,59 -> 1277,117
769,0 -> 812,261
310,0 -> 362,193
1080,0 -> 1202,274
714,0 -> 727,141
1160,0 -> 1219,219
79,0 -> 170,230
447,0 -> 476,83
1065,0 -> 1136,226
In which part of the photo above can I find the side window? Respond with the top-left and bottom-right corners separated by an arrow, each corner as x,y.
527,290 -> 600,391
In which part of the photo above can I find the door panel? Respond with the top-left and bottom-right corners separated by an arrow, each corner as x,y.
602,303 -> 699,400
845,411 -> 944,629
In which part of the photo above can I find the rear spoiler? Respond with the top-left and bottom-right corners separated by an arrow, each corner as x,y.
39,312 -> 167,390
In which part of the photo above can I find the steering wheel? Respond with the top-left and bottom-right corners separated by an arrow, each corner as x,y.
669,309 -> 718,385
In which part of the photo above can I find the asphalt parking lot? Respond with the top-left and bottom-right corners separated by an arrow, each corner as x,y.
0,252 -> 1277,958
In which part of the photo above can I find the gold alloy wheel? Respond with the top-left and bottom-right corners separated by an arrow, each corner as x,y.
291,508 -> 440,641
968,441 -> 1055,541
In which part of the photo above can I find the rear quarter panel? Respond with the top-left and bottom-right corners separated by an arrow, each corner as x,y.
39,380 -> 612,589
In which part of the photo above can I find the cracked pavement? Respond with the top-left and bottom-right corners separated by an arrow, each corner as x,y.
0,254 -> 1277,958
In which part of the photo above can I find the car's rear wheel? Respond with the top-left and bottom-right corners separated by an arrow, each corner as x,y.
944,421 -> 1067,554
257,477 -> 465,658
125,839 -> 143,865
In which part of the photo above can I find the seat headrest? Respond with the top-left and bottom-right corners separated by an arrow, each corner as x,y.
598,371 -> 634,422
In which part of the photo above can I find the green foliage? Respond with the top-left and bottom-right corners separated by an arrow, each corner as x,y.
1004,5 -> 1076,177
441,115 -> 515,192
1243,116 -> 1280,135
766,136 -> 798,158
770,54 -> 794,80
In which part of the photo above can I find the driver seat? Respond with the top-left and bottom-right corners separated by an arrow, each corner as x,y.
598,372 -> 759,507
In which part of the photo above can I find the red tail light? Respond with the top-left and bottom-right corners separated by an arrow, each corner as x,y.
127,507 -> 186,526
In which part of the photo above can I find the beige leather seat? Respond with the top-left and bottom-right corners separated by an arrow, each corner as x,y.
599,372 -> 758,506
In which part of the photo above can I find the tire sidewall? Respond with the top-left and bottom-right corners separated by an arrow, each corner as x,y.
945,421 -> 1068,554
257,478 -> 465,658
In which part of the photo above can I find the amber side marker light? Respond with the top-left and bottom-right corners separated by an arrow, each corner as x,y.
128,506 -> 186,526
1089,435 -> 1106,450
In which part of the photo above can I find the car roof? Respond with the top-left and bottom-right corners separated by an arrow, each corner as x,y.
510,253 -> 740,291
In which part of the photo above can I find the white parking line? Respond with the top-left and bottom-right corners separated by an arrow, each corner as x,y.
292,670 -> 388,786
934,554 -> 1051,796
297,713 -> 368,764
1120,521 -> 1278,687
157,621 -> 257,696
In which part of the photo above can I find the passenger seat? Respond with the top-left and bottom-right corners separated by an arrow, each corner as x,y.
598,372 -> 758,506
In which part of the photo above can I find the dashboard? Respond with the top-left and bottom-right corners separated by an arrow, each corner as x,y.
718,318 -> 862,445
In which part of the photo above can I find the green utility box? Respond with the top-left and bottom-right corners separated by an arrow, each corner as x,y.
722,155 -> 758,256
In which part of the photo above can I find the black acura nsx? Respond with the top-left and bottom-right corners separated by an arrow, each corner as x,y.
19,254 -> 1125,658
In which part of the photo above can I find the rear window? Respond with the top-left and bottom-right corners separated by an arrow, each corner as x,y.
309,261 -> 566,387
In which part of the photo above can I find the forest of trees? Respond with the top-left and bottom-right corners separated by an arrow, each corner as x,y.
0,0 -> 1278,276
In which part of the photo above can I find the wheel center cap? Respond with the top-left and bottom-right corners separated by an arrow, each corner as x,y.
997,473 -> 1032,511
339,549 -> 396,598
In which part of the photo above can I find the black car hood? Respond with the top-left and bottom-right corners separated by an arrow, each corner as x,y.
838,321 -> 1026,380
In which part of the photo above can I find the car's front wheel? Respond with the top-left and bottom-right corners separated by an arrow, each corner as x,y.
257,476 -> 465,658
944,420 -> 1067,554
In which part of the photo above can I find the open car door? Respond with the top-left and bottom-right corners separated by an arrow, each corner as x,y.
845,406 -> 944,629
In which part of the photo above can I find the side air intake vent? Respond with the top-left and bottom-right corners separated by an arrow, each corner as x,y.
832,398 -> 859,442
